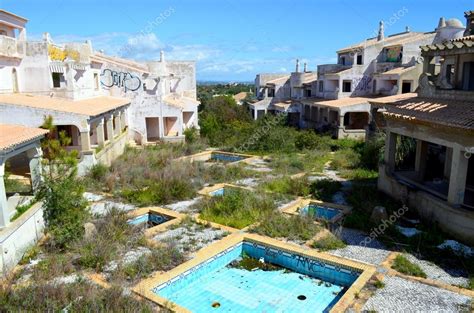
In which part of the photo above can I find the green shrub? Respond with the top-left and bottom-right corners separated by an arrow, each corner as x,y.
250,212 -> 320,242
392,254 -> 427,278
184,126 -> 199,144
261,177 -> 310,197
310,233 -> 346,251
331,148 -> 360,170
199,189 -> 275,229
295,131 -> 332,151
309,179 -> 342,202
10,202 -> 34,221
89,163 -> 108,181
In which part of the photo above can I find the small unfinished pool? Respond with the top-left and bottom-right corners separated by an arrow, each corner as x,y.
135,234 -> 374,313
127,212 -> 171,228
126,207 -> 183,235
198,183 -> 251,197
283,199 -> 351,224
301,204 -> 342,221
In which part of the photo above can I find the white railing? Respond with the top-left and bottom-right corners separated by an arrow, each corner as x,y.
0,35 -> 20,58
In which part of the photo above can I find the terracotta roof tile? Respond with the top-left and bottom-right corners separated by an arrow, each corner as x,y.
369,94 -> 474,130
0,124 -> 48,151
0,93 -> 130,117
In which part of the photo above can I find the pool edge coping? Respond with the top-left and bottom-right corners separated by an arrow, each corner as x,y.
132,232 -> 376,313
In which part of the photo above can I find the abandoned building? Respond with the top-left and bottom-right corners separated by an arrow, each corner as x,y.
371,11 -> 474,244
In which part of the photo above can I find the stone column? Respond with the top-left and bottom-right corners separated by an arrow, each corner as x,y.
114,113 -> 122,137
0,162 -> 9,227
120,110 -> 127,131
96,119 -> 105,147
447,147 -> 469,206
444,147 -> 453,179
339,113 -> 345,127
106,115 -> 114,142
26,146 -> 43,193
80,130 -> 91,152
414,139 -> 428,181
384,131 -> 397,172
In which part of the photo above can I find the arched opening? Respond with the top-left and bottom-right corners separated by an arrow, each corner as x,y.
12,68 -> 18,93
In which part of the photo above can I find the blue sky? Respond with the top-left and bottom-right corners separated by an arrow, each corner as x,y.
1,0 -> 472,81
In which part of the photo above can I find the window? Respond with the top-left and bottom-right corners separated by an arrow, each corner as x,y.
342,81 -> 352,93
340,56 -> 346,65
402,81 -> 412,94
462,62 -> 474,91
52,72 -> 64,88
268,88 -> 275,97
305,89 -> 312,97
357,55 -> 363,65
94,73 -> 100,90
0,30 -> 7,36
319,81 -> 324,92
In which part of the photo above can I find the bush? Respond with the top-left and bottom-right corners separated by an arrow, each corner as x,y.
261,177 -> 310,197
311,233 -> 346,251
89,163 -> 108,181
250,212 -> 319,242
10,202 -> 34,221
309,179 -> 342,202
331,148 -> 360,170
184,126 -> 199,144
392,254 -> 427,278
199,189 -> 275,229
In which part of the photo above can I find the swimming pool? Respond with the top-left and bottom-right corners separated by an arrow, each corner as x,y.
127,212 -> 171,228
152,240 -> 360,312
301,204 -> 342,221
209,152 -> 247,163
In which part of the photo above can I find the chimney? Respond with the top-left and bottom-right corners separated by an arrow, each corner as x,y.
377,21 -> 385,41
437,17 -> 446,30
295,59 -> 300,72
160,50 -> 165,62
303,62 -> 307,72
405,26 -> 410,32
42,32 -> 52,43
464,11 -> 474,36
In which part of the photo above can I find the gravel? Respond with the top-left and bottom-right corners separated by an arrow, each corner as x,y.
103,247 -> 152,274
328,228 -> 390,266
234,178 -> 260,188
164,197 -> 202,213
88,200 -> 136,216
405,254 -> 470,287
153,223 -> 226,256
363,276 -> 472,312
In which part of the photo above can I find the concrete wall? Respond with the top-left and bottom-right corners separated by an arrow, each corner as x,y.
0,202 -> 44,276
378,165 -> 474,245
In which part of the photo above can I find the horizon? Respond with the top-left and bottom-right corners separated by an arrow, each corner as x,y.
1,0 -> 472,81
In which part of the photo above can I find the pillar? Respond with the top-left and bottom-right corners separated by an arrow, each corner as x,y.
105,115 -> 114,142
447,147 -> 469,206
114,113 -> 122,137
26,146 -> 43,193
0,162 -> 9,227
384,131 -> 397,172
80,130 -> 91,151
120,111 -> 126,131
414,140 -> 428,181
339,113 -> 345,127
96,119 -> 105,147
444,147 -> 453,179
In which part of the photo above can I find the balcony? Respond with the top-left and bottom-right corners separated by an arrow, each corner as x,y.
0,35 -> 23,59
318,64 -> 351,75
375,62 -> 401,73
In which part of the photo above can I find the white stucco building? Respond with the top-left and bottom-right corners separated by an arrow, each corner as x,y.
0,9 -> 199,173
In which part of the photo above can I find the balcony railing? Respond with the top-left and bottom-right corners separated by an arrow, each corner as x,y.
0,35 -> 23,58
318,64 -> 351,75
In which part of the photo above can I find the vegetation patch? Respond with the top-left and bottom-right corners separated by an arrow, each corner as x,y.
391,254 -> 427,278
310,233 -> 346,251
199,189 -> 275,229
228,254 -> 282,271
260,176 -> 310,197
250,211 -> 320,242
309,179 -> 342,202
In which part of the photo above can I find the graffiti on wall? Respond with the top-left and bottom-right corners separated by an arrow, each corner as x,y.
354,75 -> 373,92
100,69 -> 142,92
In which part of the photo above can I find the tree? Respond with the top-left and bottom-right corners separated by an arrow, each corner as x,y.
37,116 -> 88,249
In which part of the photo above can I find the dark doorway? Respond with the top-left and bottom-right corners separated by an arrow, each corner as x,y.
402,81 -> 412,94
462,62 -> 474,91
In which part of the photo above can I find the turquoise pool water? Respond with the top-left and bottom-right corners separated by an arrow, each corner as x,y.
127,213 -> 171,227
210,153 -> 246,163
154,241 -> 359,312
301,204 -> 341,221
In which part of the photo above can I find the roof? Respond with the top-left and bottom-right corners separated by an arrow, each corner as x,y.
338,31 -> 432,53
233,92 -> 248,102
0,9 -> 28,23
0,124 -> 48,152
302,97 -> 372,109
271,100 -> 292,110
369,94 -> 474,130
265,75 -> 290,85
421,35 -> 474,53
163,95 -> 199,109
0,94 -> 130,117
91,53 -> 150,74
375,66 -> 417,76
